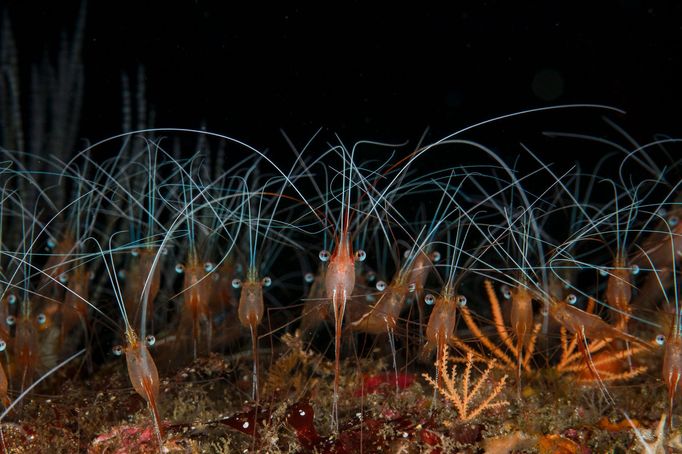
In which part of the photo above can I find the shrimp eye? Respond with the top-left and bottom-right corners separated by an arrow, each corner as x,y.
403,249 -> 410,259
7,294 -> 16,305
145,335 -> 156,346
355,250 -> 366,262
366,271 -> 376,282
131,248 -> 140,257
456,295 -> 467,307
112,345 -> 124,356
37,313 -> 47,325
161,247 -> 169,256
5,316 -> 15,327
0,340 -> 6,352
425,294 -> 435,305
567,294 -> 577,305
232,278 -> 242,289
59,273 -> 68,284
304,272 -> 315,284
262,276 -> 272,287
376,280 -> 387,292
599,268 -> 608,277
656,334 -> 665,346
431,251 -> 441,263
408,283 -> 416,293
117,270 -> 126,280
669,215 -> 679,226
500,285 -> 511,300
204,262 -> 214,273
46,239 -> 56,249
319,250 -> 331,262
88,271 -> 95,280
631,264 -> 640,275
175,263 -> 185,274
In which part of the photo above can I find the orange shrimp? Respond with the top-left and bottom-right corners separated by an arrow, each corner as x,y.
120,327 -> 163,449
178,253 -> 213,359
61,266 -> 90,347
605,253 -> 633,329
424,288 -> 464,388
507,283 -> 534,388
323,232 -> 357,431
123,246 -> 161,326
235,268 -> 268,402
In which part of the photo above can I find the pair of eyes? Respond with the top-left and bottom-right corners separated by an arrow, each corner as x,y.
111,335 -> 156,356
231,277 -> 272,289
498,285 -> 579,305
423,294 -> 467,307
318,250 -> 366,262
175,262 -> 215,274
4,314 -> 46,326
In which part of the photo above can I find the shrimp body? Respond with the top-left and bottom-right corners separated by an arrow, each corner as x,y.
124,328 -> 163,447
325,236 -> 356,308
237,268 -> 266,401
510,286 -> 533,349
324,234 -> 356,432
605,254 -> 632,326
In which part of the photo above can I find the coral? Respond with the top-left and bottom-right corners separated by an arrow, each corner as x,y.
422,346 -> 509,422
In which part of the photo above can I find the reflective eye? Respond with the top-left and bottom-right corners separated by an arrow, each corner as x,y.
408,283 -> 416,293
232,278 -> 242,289
669,215 -> 679,227
7,294 -> 16,305
319,250 -> 331,262
235,263 -> 243,274
0,340 -> 6,352
59,273 -> 68,284
145,334 -> 156,346
355,250 -> 366,262
131,248 -> 140,257
367,271 -> 376,282
88,271 -> 95,280
5,316 -> 15,326
162,247 -> 169,256
262,276 -> 272,287
567,294 -> 577,305
599,268 -> 608,277
304,272 -> 315,283
47,239 -> 56,249
457,295 -> 467,307
431,251 -> 441,263
117,270 -> 126,280
425,294 -> 435,305
500,285 -> 511,300
376,280 -> 387,292
204,262 -> 214,273
403,250 -> 410,259
37,313 -> 46,325
112,345 -> 123,356
631,265 -> 640,275
175,263 -> 185,274
656,334 -> 665,346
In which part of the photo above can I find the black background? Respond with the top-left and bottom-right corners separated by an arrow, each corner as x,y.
4,1 -> 682,159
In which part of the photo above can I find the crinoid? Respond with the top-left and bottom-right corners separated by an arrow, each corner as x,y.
422,346 -> 509,422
